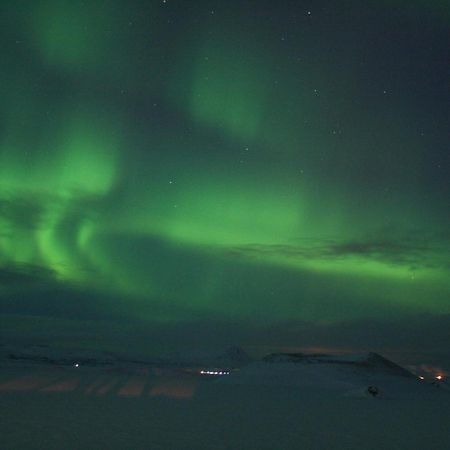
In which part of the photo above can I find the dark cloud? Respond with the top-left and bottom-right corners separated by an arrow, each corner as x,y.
228,231 -> 450,272
0,262 -> 58,286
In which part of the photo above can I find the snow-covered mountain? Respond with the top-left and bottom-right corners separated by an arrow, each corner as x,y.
0,343 -> 252,370
0,343 -> 118,367
219,352 -> 431,399
213,345 -> 252,366
160,346 -> 252,368
262,352 -> 415,377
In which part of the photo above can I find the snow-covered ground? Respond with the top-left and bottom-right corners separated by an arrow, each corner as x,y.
0,351 -> 449,449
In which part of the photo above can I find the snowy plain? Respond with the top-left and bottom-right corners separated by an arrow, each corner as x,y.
0,350 -> 449,450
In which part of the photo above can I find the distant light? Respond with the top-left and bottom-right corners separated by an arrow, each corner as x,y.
436,375 -> 443,380
74,363 -> 79,368
419,376 -> 424,380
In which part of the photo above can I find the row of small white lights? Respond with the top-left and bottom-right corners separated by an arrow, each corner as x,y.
200,370 -> 230,375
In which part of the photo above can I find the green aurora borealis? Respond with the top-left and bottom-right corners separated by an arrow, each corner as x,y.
1,1 -> 449,358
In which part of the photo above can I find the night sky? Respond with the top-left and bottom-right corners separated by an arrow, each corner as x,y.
1,1 -> 449,365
